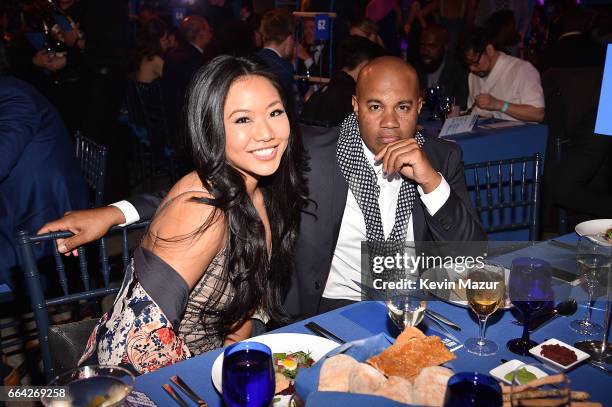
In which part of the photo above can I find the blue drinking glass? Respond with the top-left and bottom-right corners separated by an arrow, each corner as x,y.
507,257 -> 554,355
443,372 -> 502,407
222,342 -> 275,407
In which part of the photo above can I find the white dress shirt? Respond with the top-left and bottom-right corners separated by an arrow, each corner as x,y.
467,52 -> 544,121
322,140 -> 451,301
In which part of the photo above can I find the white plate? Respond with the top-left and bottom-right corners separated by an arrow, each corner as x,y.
490,359 -> 549,385
211,333 -> 339,402
529,338 -> 590,371
421,265 -> 512,310
575,219 -> 612,238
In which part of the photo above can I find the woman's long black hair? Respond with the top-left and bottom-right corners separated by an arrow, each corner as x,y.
184,55 -> 306,336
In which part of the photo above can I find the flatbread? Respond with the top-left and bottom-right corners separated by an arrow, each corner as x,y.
367,336 -> 455,381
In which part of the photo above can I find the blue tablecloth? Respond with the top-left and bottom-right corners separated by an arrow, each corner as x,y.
133,235 -> 611,407
421,119 -> 548,166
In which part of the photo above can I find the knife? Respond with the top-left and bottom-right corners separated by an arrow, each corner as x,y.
305,322 -> 346,344
425,309 -> 461,331
162,383 -> 189,407
424,313 -> 462,344
171,375 -> 208,406
549,240 -> 577,251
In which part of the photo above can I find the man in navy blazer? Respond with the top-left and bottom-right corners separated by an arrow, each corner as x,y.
255,9 -> 296,102
0,64 -> 88,288
39,57 -> 485,319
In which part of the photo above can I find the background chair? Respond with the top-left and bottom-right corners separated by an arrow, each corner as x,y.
75,133 -> 108,207
16,221 -> 149,381
464,153 -> 543,241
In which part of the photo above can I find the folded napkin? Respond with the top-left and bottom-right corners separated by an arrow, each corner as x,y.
294,333 -> 393,402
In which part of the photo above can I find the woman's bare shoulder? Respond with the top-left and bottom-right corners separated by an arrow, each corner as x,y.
142,172 -> 226,288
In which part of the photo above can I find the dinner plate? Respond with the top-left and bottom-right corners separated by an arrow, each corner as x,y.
211,333 -> 339,403
575,219 -> 612,238
420,265 -> 512,309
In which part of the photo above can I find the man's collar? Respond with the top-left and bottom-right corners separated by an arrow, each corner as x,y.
263,46 -> 283,58
190,42 -> 204,54
558,31 -> 582,40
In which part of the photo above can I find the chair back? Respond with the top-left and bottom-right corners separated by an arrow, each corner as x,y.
75,133 -> 108,207
16,222 -> 149,381
464,154 -> 542,240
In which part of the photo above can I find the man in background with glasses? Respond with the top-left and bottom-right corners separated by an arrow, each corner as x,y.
458,26 -> 544,122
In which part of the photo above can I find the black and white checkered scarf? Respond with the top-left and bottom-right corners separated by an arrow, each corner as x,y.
336,113 -> 425,244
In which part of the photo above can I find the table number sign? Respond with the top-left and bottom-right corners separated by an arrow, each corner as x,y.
439,114 -> 478,137
314,14 -> 330,41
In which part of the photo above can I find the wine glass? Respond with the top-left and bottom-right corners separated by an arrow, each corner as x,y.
222,341 -> 275,407
510,363 -> 569,407
507,257 -> 554,356
386,293 -> 427,330
569,235 -> 610,335
465,263 -> 506,356
41,365 -> 134,407
439,96 -> 456,121
443,372 -> 502,407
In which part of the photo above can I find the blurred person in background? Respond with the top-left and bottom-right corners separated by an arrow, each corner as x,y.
239,0 -> 262,47
257,9 -> 296,102
416,24 -> 468,109
459,26 -> 544,122
349,17 -> 384,48
416,0 -> 477,52
131,18 -> 170,84
365,0 -> 402,55
0,41 -> 88,291
300,35 -> 386,127
474,0 -> 530,46
296,17 -> 329,78
162,15 -> 213,150
126,18 -> 172,158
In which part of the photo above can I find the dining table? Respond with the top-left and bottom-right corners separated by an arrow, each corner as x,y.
134,233 -> 611,407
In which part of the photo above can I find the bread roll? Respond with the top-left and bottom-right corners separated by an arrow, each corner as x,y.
412,366 -> 453,406
348,363 -> 387,394
374,375 -> 415,404
318,354 -> 359,392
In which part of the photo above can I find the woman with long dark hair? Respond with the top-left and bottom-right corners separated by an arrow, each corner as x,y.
79,55 -> 306,374
131,17 -> 169,83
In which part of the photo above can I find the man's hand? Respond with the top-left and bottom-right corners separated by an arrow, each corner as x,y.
297,43 -> 311,61
374,138 -> 441,193
32,51 -> 66,72
475,93 -> 503,111
37,207 -> 126,255
62,23 -> 80,47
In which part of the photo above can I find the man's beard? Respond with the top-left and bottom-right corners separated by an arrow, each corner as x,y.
422,55 -> 444,73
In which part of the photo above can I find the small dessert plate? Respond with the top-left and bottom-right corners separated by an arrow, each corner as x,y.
530,338 -> 590,371
490,359 -> 549,385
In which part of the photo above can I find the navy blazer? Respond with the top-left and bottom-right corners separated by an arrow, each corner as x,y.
256,48 -> 295,99
284,125 -> 486,317
0,76 -> 88,288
